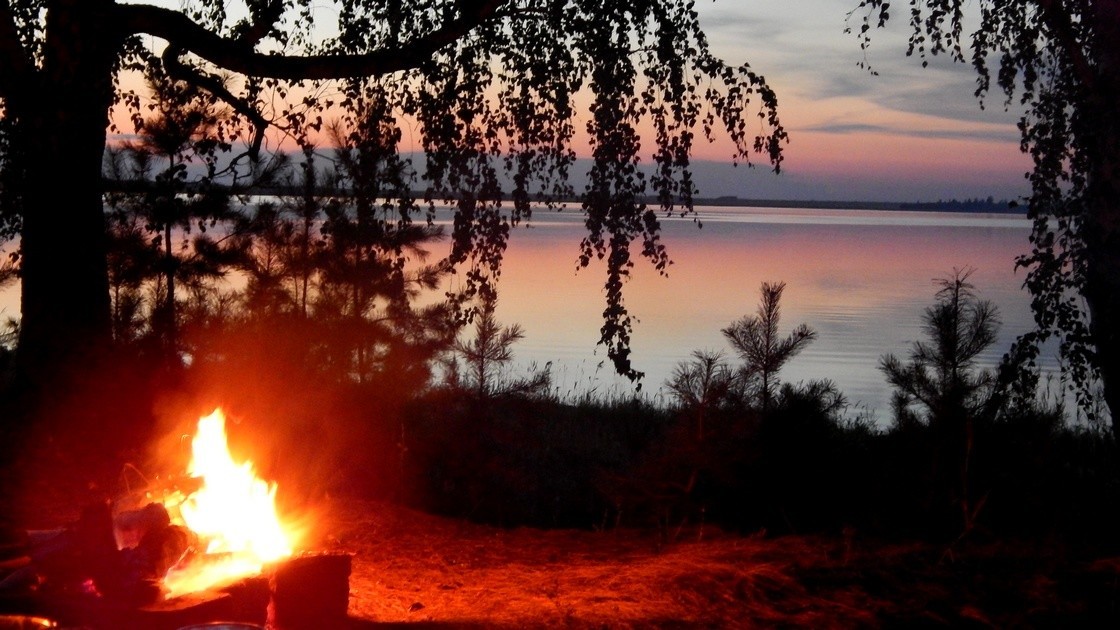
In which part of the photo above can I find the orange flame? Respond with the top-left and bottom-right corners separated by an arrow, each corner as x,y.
162,409 -> 295,598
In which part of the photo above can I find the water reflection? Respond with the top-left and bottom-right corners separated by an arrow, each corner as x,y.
490,206 -> 1047,422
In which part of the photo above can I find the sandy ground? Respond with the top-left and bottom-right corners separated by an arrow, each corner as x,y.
312,498 -> 1120,629
6,494 -> 1119,628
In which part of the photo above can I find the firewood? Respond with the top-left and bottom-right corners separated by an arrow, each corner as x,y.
266,553 -> 352,629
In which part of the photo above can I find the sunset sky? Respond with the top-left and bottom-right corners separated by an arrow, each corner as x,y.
686,0 -> 1031,202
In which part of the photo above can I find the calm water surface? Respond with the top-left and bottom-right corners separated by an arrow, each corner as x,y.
0,204 -> 1051,423
489,205 -> 1051,422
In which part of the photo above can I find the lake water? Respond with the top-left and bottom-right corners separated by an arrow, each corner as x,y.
0,204 -> 1054,423
485,205 -> 1054,421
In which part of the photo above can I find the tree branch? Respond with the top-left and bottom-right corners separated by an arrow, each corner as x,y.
162,45 -> 269,161
1035,0 -> 1097,93
236,0 -> 287,49
158,1 -> 292,162
117,1 -> 507,82
0,2 -> 36,110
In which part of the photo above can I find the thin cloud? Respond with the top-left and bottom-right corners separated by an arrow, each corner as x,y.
700,1 -> 1025,132
800,122 -> 1020,144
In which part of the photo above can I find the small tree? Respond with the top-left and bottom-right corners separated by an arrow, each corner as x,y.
445,296 -> 550,399
722,281 -> 817,411
880,268 -> 1001,535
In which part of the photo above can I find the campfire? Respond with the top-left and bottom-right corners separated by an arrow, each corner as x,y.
0,408 -> 351,629
157,409 -> 296,598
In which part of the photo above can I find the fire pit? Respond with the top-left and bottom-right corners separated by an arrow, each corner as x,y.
0,409 -> 352,629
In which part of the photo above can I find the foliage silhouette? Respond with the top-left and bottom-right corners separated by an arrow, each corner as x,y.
850,0 -> 1120,432
207,154 -> 454,389
313,113 -> 453,385
880,269 -> 1001,424
646,286 -> 836,535
665,349 -> 736,441
0,254 -> 15,379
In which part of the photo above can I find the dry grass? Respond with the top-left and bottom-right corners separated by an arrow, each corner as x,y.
311,498 -> 1120,629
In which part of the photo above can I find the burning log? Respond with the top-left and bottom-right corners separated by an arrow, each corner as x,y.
0,507 -> 349,629
111,503 -> 196,604
135,554 -> 352,630
125,585 -> 264,630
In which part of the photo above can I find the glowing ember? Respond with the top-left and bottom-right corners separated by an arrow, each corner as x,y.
161,409 -> 294,598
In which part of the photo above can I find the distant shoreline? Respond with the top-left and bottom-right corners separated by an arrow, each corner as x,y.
690,196 -> 1025,214
104,180 -> 1025,214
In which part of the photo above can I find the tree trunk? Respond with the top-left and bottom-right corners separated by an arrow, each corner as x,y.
1084,175 -> 1120,437
13,0 -> 118,395
0,2 -> 152,518
1084,2 -> 1120,437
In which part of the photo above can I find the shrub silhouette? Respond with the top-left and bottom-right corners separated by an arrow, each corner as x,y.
665,350 -> 737,441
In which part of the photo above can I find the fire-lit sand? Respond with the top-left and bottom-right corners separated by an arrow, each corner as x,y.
322,499 -> 1119,628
